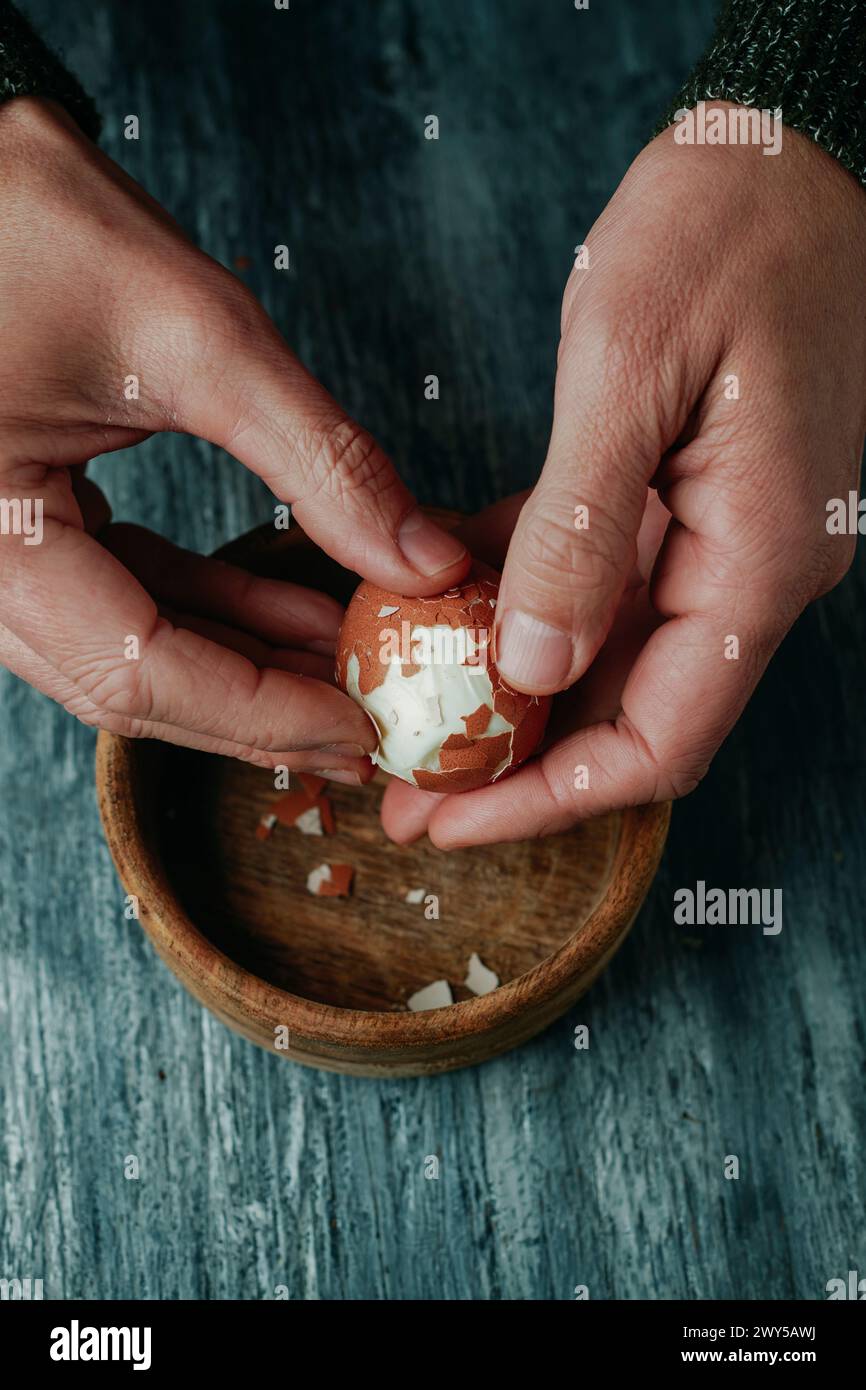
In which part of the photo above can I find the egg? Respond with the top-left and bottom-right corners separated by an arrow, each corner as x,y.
336,571 -> 551,792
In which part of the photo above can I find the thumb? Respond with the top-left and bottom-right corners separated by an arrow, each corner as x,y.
160,280 -> 468,594
494,304 -> 677,694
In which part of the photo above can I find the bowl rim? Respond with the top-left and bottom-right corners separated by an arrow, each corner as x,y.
95,514 -> 671,1053
97,727 -> 670,1050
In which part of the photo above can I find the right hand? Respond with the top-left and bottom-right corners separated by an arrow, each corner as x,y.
0,97 -> 468,777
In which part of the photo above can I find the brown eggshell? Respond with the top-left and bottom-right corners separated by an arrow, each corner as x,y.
317,863 -> 354,897
336,568 -> 551,792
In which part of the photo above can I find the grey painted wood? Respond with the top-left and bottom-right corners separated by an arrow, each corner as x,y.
1,0 -> 864,1300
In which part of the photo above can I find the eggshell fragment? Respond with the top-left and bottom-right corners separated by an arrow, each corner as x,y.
336,570 -> 551,791
295,805 -> 324,836
306,862 -> 354,897
319,863 -> 354,897
407,979 -> 454,1012
464,952 -> 499,996
462,703 -> 492,738
255,813 -> 277,840
273,791 -> 316,826
267,783 -> 336,837
298,773 -> 328,798
307,863 -> 331,895
315,796 -> 336,835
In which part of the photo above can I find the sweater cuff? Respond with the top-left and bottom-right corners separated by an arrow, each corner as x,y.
655,0 -> 866,189
0,1 -> 101,141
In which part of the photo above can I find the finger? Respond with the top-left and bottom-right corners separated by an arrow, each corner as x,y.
95,711 -> 374,773
380,543 -> 662,844
544,581 -> 662,740
0,610 -> 369,774
100,522 -> 345,654
0,510 -> 378,759
69,471 -> 112,536
493,287 -> 712,696
548,492 -> 669,732
156,604 -> 335,682
380,490 -> 671,844
430,359 -> 835,847
380,781 -> 445,845
457,486 -> 668,588
423,598 -> 785,848
164,286 -> 469,593
377,492 -> 526,844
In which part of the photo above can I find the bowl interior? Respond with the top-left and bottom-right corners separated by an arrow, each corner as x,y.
150,746 -> 622,1011
123,515 -> 633,1016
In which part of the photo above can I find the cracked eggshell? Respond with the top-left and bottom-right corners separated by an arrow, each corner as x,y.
336,569 -> 551,792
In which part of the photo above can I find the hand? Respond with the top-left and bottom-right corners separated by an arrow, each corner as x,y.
383,108 -> 866,845
0,98 -> 468,776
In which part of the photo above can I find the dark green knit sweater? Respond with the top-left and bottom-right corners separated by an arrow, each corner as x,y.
0,0 -> 100,140
655,0 -> 866,187
1,0 -> 865,188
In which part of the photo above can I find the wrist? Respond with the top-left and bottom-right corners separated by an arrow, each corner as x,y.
0,1 -> 100,142
655,0 -> 866,191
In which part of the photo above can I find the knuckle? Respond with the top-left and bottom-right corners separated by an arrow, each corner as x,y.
150,274 -> 270,419
557,293 -> 680,460
583,289 -> 668,389
654,763 -> 703,802
84,658 -> 154,722
538,758 -> 587,829
515,497 -> 630,600
65,623 -> 161,726
302,418 -> 394,503
74,707 -> 149,739
211,276 -> 271,345
618,716 -> 705,803
201,283 -> 262,355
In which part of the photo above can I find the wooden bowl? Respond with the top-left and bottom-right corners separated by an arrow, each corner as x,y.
96,512 -> 670,1076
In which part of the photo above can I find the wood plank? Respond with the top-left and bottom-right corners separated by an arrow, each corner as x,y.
2,0 -> 863,1300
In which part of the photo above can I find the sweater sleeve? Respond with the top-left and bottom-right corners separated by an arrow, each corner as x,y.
655,0 -> 866,188
0,0 -> 100,140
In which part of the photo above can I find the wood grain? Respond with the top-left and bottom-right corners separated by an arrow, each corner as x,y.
2,0 -> 864,1300
96,518 -> 670,1076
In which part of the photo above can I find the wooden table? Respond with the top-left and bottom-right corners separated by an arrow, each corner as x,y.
1,0 -> 863,1299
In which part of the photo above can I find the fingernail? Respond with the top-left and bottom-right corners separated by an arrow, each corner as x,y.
316,742 -> 370,758
317,768 -> 364,785
397,509 -> 467,577
496,610 -> 573,690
